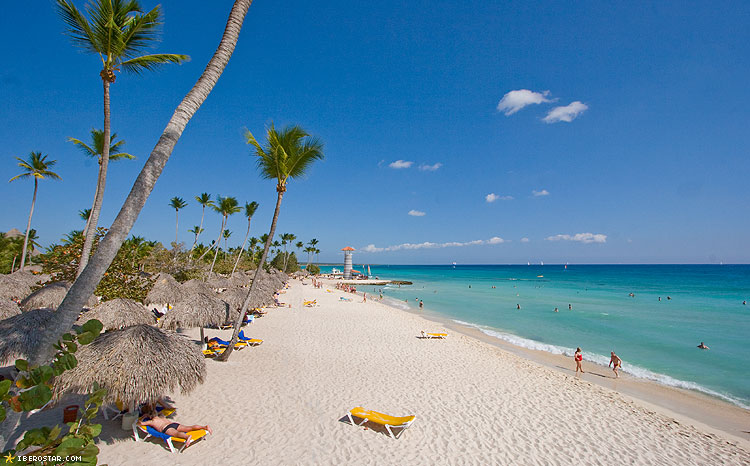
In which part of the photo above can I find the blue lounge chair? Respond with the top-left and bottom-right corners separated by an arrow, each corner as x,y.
238,330 -> 263,346
133,418 -> 208,453
208,337 -> 247,349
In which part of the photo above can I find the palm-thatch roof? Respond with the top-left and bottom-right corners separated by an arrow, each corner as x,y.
206,275 -> 232,290
77,298 -> 155,331
0,308 -> 56,364
0,274 -> 33,301
219,287 -> 248,310
229,271 -> 250,287
19,282 -> 97,311
52,324 -> 205,406
180,279 -> 214,296
145,273 -> 181,305
0,299 -> 21,320
158,292 -> 230,330
10,270 -> 50,287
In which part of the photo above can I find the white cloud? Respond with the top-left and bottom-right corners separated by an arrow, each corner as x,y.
520,237 -> 530,243
532,189 -> 550,197
546,233 -> 607,244
485,193 -> 514,203
389,160 -> 413,169
360,236 -> 507,252
497,89 -> 552,116
543,101 -> 588,123
418,162 -> 442,171
408,210 -> 426,217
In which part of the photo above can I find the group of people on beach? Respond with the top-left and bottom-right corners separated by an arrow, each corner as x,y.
574,348 -> 623,378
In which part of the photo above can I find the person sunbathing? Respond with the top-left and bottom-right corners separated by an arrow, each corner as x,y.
138,409 -> 212,447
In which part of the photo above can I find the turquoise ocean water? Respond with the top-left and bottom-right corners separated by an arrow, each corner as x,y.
322,264 -> 750,409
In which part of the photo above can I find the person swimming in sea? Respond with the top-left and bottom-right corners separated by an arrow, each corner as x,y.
697,342 -> 709,350
554,307 -> 559,312
568,304 -> 572,310
516,304 -> 521,310
609,351 -> 622,378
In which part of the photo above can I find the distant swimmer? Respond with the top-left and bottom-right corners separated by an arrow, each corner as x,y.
697,342 -> 709,350
468,285 -> 471,288
554,307 -> 559,313
658,297 -> 661,302
629,293 -> 635,297
667,296 -> 671,300
574,347 -> 584,374
569,304 -> 572,310
517,304 -> 521,310
743,301 -> 746,305
609,351 -> 622,378
419,300 -> 423,309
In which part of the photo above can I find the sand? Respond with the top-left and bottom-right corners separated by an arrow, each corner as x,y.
86,279 -> 749,464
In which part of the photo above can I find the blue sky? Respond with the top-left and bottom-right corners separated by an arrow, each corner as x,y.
2,0 -> 749,264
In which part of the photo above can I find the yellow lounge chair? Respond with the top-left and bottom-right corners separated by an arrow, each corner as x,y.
347,407 -> 416,439
133,423 -> 209,453
421,331 -> 447,339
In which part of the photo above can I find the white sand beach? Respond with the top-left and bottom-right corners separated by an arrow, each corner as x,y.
90,279 -> 749,465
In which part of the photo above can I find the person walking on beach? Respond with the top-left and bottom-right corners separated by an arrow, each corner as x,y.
574,347 -> 584,374
609,351 -> 622,378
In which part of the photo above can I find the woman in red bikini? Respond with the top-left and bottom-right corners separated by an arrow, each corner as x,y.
574,347 -> 584,374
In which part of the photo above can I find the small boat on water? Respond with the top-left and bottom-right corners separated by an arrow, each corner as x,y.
537,275 -> 544,278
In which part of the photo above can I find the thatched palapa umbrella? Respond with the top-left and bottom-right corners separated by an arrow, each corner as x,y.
159,292 -> 229,340
53,324 -> 205,407
77,298 -> 155,331
180,279 -> 214,296
0,299 -> 22,320
206,275 -> 232,290
229,271 -> 250,288
0,274 -> 33,301
144,273 -> 181,306
0,308 -> 56,364
20,282 -> 97,311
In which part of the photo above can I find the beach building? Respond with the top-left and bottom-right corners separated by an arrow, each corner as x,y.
341,247 -> 354,279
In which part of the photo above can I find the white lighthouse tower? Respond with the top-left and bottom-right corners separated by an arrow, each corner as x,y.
342,247 -> 355,279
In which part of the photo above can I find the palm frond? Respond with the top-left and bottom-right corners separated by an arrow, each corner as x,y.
67,136 -> 97,158
55,0 -> 100,54
117,7 -> 163,59
120,53 -> 189,74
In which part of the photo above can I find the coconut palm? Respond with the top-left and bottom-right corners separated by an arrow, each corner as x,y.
304,245 -> 314,266
188,226 -> 203,249
42,0 -> 254,372
219,124 -> 323,361
232,201 -> 259,274
69,129 -> 134,242
9,152 -> 62,270
79,208 -> 92,222
56,0 -> 189,278
169,197 -> 187,244
280,233 -> 296,272
223,229 -> 232,251
208,196 -> 240,278
191,193 -> 214,252
295,240 -> 304,266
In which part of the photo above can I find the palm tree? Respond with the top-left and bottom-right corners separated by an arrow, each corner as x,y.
56,0 -> 188,278
79,208 -> 91,222
9,152 -> 62,270
191,193 -> 214,252
69,129 -> 134,243
188,225 -> 203,249
295,240 -> 304,266
169,197 -> 187,244
280,233 -> 296,272
304,246 -> 314,266
232,201 -> 259,274
223,229 -> 232,251
271,239 -> 281,262
208,196 -> 240,278
219,124 -> 323,361
42,0 -> 254,372
307,238 -> 318,266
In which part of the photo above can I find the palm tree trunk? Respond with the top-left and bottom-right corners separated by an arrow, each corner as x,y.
175,209 -> 179,244
208,216 -> 226,278
19,178 -> 38,270
28,0 -> 254,370
76,78 -> 112,278
82,168 -> 101,238
232,219 -> 251,275
218,191 -> 283,361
